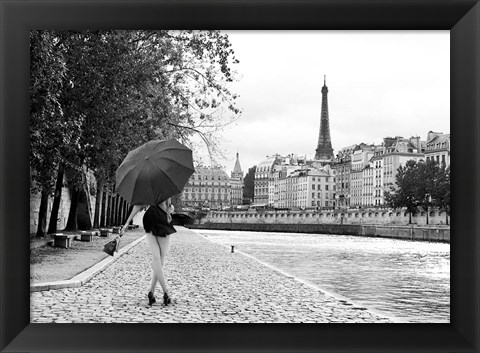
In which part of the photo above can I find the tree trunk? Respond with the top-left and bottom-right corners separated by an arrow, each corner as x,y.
119,199 -> 125,225
36,188 -> 50,238
77,189 -> 92,230
111,190 -> 117,226
93,179 -> 104,229
80,170 -> 93,230
48,166 -> 64,234
112,191 -> 118,225
408,211 -> 412,224
47,166 -> 64,234
446,209 -> 449,225
110,192 -> 115,226
64,185 -> 79,231
100,186 -> 107,227
426,206 -> 429,225
113,195 -> 118,225
117,197 -> 122,225
123,201 -> 129,224
106,190 -> 112,226
127,205 -> 134,225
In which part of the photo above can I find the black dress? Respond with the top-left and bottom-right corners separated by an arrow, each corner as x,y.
142,205 -> 176,237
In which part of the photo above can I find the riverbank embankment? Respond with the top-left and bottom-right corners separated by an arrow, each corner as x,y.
187,223 -> 450,243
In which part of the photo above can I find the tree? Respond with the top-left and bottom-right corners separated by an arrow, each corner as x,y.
30,30 -> 241,232
243,166 -> 256,204
384,160 -> 419,224
47,166 -> 65,234
30,31 -> 83,237
385,159 -> 450,225
57,31 -> 146,230
125,30 -> 242,161
415,159 -> 440,225
431,162 -> 450,225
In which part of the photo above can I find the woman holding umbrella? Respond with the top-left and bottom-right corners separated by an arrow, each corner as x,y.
121,198 -> 176,306
115,139 -> 195,306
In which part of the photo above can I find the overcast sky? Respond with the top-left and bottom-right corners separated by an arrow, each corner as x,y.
204,31 -> 450,174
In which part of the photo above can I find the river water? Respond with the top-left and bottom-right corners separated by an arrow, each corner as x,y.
198,229 -> 450,323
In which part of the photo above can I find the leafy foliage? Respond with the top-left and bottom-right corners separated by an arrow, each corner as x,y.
384,159 -> 450,224
30,31 -> 81,193
31,30 -> 241,186
431,162 -> 450,213
384,160 -> 419,216
243,165 -> 256,203
30,30 -> 241,232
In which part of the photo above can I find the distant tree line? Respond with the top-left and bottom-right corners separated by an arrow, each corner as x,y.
384,159 -> 450,225
242,166 -> 256,204
30,30 -> 240,237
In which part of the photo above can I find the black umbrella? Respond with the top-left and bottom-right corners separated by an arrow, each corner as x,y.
115,139 -> 195,205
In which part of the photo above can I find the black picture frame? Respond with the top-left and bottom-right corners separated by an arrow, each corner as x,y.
1,0 -> 478,352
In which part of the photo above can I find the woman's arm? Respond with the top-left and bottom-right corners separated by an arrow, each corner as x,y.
120,205 -> 145,235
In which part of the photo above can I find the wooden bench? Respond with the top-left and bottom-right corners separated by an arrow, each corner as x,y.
79,231 -> 96,242
112,227 -> 121,234
100,228 -> 113,238
127,224 -> 139,230
53,233 -> 76,248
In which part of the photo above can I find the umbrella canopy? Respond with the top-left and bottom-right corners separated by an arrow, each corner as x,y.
115,139 -> 195,205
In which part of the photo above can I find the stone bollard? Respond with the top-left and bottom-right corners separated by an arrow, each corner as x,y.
100,228 -> 112,238
231,245 -> 235,253
53,233 -> 74,248
80,231 -> 95,242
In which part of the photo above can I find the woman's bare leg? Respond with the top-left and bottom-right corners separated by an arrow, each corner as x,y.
146,234 -> 169,296
150,272 -> 157,294
159,235 -> 171,268
156,235 -> 171,296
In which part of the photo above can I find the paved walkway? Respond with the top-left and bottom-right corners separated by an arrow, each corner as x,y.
30,227 -> 392,323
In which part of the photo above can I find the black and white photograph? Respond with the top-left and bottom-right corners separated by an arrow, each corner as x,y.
28,30 -> 451,325
2,0 -> 480,351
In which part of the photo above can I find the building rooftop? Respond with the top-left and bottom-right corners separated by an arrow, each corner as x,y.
232,152 -> 243,175
191,166 -> 230,180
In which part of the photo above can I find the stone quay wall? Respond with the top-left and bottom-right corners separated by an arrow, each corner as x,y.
200,208 -> 449,227
188,223 -> 450,243
189,209 -> 450,243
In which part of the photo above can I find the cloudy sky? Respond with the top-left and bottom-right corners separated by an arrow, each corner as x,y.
206,31 -> 450,174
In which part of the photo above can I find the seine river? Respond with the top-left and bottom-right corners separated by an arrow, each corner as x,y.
198,229 -> 450,323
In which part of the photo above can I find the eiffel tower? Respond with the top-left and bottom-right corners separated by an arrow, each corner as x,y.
314,75 -> 334,161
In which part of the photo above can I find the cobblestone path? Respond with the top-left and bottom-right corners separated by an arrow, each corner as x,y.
30,227 -> 392,323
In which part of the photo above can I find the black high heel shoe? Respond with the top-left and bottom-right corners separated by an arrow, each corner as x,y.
163,293 -> 171,306
148,291 -> 156,306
